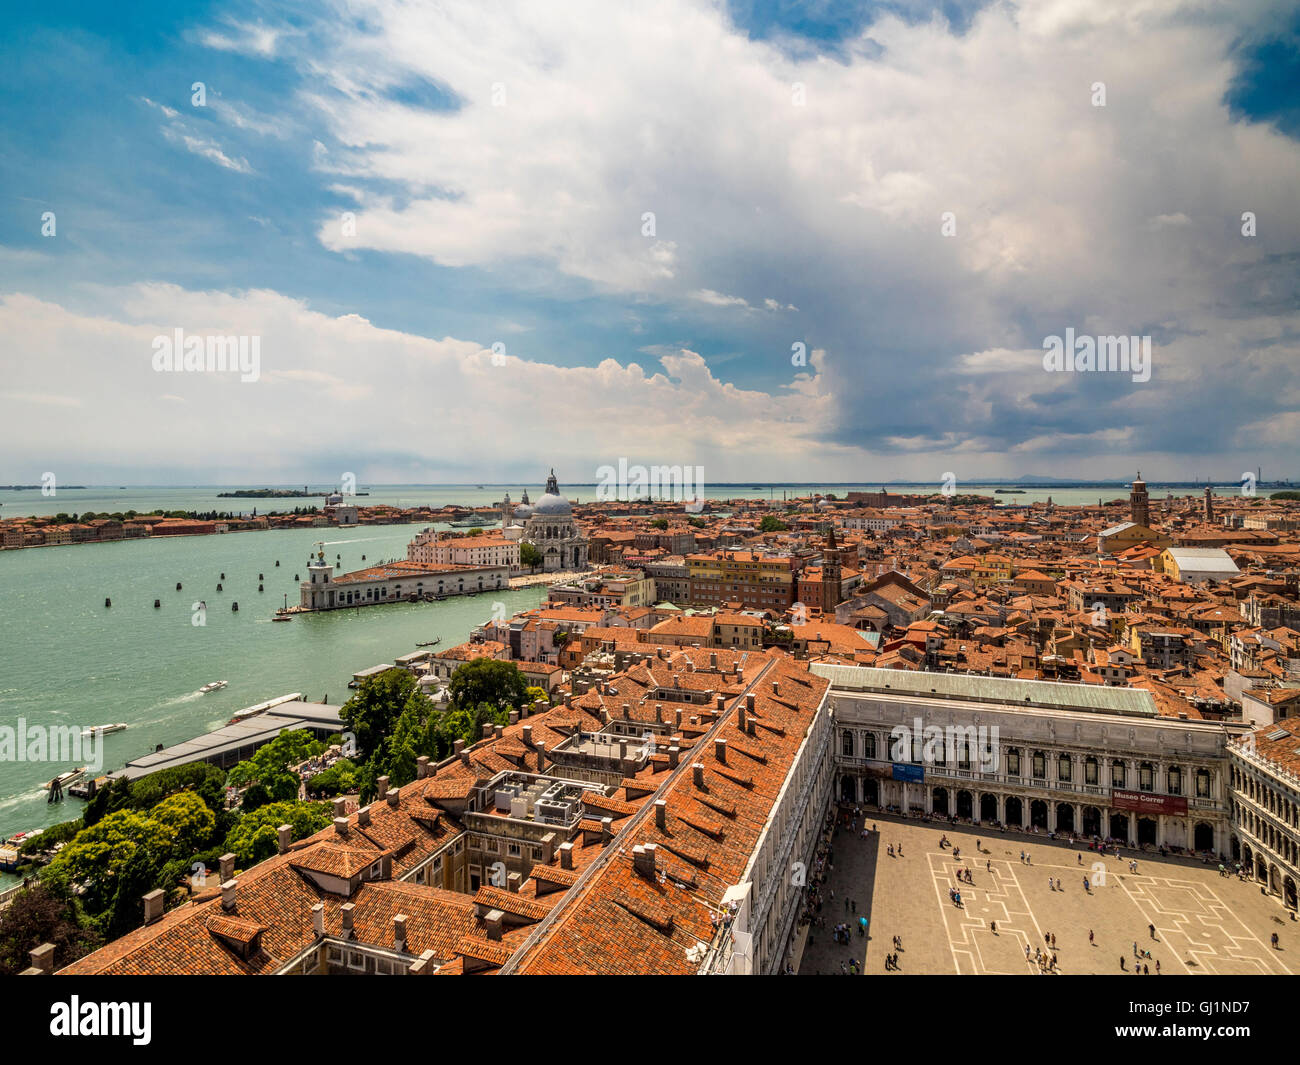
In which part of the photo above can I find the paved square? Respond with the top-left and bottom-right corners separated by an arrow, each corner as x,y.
797,813 -> 1295,976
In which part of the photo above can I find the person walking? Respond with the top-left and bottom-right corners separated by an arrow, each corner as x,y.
1120,956 -> 1127,971
1148,923 -> 1156,940
1089,929 -> 1095,946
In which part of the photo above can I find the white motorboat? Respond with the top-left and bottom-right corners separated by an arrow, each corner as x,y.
199,680 -> 229,693
80,723 -> 127,737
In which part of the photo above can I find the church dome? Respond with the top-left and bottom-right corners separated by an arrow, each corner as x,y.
514,503 -> 534,519
533,492 -> 571,517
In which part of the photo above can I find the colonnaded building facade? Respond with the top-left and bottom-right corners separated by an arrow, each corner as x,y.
815,665 -> 1248,856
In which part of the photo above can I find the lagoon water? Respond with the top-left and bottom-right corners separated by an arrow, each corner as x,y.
0,481 -> 1225,881
0,520 -> 547,881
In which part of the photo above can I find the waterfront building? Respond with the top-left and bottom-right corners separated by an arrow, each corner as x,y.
408,528 -> 521,572
299,546 -> 507,610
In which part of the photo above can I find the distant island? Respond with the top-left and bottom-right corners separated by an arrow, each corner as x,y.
218,489 -> 317,498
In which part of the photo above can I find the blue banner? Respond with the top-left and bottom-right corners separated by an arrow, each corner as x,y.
892,763 -> 924,782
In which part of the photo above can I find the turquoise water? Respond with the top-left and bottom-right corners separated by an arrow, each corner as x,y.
0,522 -> 545,879
0,482 -> 1233,519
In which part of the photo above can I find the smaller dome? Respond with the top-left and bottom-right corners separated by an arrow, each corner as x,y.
514,503 -> 534,519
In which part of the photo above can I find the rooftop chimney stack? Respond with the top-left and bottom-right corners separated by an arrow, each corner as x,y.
277,824 -> 292,854
416,755 -> 429,778
693,763 -> 705,788
393,914 -> 408,953
668,744 -> 680,768
386,785 -> 401,808
143,889 -> 165,925
485,909 -> 504,942
221,878 -> 237,913
219,853 -> 235,883
340,902 -> 355,939
559,842 -> 575,870
715,738 -> 728,763
29,943 -> 54,975
522,724 -> 534,747
632,844 -> 657,878
537,742 -> 546,772
332,796 -> 347,819
358,805 -> 372,827
333,817 -> 349,837
312,903 -> 324,938
600,817 -> 613,845
377,775 -> 390,799
745,692 -> 755,714
654,799 -> 667,830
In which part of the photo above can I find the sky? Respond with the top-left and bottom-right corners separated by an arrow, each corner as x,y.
0,0 -> 1298,488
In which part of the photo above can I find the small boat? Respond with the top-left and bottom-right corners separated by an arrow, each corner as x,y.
199,680 -> 228,693
43,769 -> 86,791
80,723 -> 127,737
416,638 -> 442,647
272,615 -> 293,622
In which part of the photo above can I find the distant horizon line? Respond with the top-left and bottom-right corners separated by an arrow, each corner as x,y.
3,479 -> 1294,491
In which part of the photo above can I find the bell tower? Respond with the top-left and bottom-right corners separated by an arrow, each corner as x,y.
1129,472 -> 1150,528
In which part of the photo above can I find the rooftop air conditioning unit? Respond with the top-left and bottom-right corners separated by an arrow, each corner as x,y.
535,799 -> 573,824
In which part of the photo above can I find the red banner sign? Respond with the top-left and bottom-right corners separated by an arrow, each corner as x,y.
1111,789 -> 1188,816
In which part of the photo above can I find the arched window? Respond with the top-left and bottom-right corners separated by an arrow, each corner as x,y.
1167,765 -> 1181,796
841,729 -> 855,757
1006,748 -> 1021,776
1111,759 -> 1126,788
1085,756 -> 1099,785
1058,754 -> 1072,783
1139,762 -> 1155,793
1032,751 -> 1046,780
863,732 -> 877,759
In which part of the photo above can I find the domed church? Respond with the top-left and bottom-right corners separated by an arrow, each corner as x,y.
524,469 -> 589,572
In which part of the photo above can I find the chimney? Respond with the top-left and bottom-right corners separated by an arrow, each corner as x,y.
693,763 -> 705,788
482,723 -> 494,740
393,914 -> 408,953
377,775 -> 390,799
668,744 -> 680,768
332,796 -> 348,819
771,680 -> 780,696
381,854 -> 393,880
358,805 -> 372,827
142,889 -> 165,925
600,817 -> 613,845
745,692 -> 755,714
715,694 -> 725,715
312,903 -> 324,938
387,785 -> 402,808
710,652 -> 718,668
622,702 -> 631,719
219,853 -> 235,883
333,817 -> 349,837
738,702 -> 747,732
416,755 -> 429,778
340,902 -> 355,939
522,724 -> 534,747
537,742 -> 546,772
633,843 -> 658,878
715,738 -> 728,763
654,799 -> 667,830
674,708 -> 682,730
221,878 -> 237,912
559,842 -> 575,870
409,949 -> 437,975
485,909 -> 504,942
508,710 -> 519,725
452,740 -> 464,758
655,703 -> 663,723
28,943 -> 55,975
507,872 -> 523,893
277,824 -> 292,854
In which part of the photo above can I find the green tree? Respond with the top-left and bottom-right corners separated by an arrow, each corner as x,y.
520,542 -> 543,570
649,517 -> 669,530
448,658 -> 527,713
340,669 -> 421,759
227,729 -> 322,802
759,515 -> 789,533
306,758 -> 359,798
222,801 -> 333,865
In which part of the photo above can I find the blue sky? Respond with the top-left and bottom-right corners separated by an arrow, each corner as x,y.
1,0 -> 1298,485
